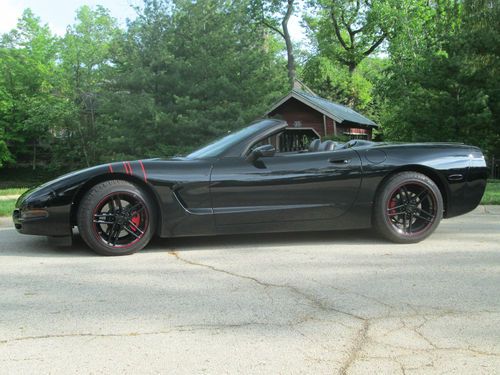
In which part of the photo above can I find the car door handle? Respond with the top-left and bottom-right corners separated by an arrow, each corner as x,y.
329,158 -> 351,164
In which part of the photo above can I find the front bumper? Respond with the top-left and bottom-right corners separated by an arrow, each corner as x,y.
13,195 -> 72,237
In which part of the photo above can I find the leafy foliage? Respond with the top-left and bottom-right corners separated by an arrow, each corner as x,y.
0,0 -> 498,174
381,0 -> 500,155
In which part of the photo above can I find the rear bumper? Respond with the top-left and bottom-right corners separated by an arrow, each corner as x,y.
445,149 -> 488,218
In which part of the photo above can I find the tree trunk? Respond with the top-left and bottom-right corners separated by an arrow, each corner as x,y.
348,62 -> 357,74
32,140 -> 37,171
282,0 -> 296,88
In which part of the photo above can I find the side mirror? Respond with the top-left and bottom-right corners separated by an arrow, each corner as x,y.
246,144 -> 276,163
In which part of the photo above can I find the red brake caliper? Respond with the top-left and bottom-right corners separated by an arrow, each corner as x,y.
130,214 -> 140,232
388,198 -> 397,217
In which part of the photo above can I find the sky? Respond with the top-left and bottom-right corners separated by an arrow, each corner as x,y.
1,0 -> 143,35
0,0 -> 306,40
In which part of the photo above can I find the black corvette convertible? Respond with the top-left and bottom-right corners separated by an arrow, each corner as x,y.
13,119 -> 487,255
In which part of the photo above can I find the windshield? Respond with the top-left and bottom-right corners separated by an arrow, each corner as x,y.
186,122 -> 266,159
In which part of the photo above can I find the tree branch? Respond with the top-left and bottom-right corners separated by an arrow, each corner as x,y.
351,25 -> 365,34
362,33 -> 386,56
330,9 -> 349,51
262,19 -> 285,38
340,10 -> 355,49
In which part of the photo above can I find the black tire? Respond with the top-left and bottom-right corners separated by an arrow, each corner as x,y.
373,172 -> 443,243
77,180 -> 156,256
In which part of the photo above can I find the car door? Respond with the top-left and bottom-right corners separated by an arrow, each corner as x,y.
209,148 -> 362,227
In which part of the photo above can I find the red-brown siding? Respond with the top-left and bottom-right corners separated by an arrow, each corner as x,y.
269,98 -> 325,136
269,96 -> 373,140
325,117 -> 336,135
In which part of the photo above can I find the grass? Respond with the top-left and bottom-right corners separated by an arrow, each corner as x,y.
0,200 -> 17,217
0,187 -> 28,217
0,187 -> 29,196
481,179 -> 500,205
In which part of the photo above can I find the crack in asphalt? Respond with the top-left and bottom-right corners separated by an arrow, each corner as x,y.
339,319 -> 370,375
0,320 -> 316,345
168,251 -> 366,321
168,250 -> 372,374
167,250 -> 500,374
310,277 -> 395,312
2,250 -> 498,373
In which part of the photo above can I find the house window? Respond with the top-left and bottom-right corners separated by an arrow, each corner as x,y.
343,127 -> 369,140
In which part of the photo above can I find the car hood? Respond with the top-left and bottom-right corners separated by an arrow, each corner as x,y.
17,157 -> 188,205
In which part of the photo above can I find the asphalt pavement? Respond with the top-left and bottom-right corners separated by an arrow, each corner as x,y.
0,207 -> 499,374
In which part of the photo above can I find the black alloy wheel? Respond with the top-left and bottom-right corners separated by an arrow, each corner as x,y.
78,180 -> 155,255
373,172 -> 443,243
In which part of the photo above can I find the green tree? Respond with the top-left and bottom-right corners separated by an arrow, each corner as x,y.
381,0 -> 499,155
0,9 -> 61,169
307,0 -> 394,73
302,0 -> 397,113
59,5 -> 121,166
104,0 -> 287,159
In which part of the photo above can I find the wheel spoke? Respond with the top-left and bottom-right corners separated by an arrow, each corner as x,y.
106,223 -> 116,244
123,225 -> 140,239
106,222 -> 113,237
416,188 -> 428,201
93,219 -> 115,225
408,213 -> 413,233
111,225 -> 122,245
115,195 -> 122,210
94,212 -> 115,217
414,214 -> 432,222
419,208 -> 435,219
128,220 -> 144,235
107,223 -> 121,245
387,203 -> 406,211
127,203 -> 144,215
402,214 -> 408,233
387,210 -> 406,216
400,186 -> 411,202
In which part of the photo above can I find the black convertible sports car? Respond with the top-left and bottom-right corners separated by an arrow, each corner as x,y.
13,119 -> 487,255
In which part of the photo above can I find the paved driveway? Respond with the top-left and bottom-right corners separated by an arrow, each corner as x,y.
0,208 -> 499,374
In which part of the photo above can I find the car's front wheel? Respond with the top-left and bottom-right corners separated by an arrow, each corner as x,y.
77,180 -> 155,255
373,172 -> 443,243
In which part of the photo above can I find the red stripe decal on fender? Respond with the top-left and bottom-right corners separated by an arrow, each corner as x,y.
127,162 -> 133,176
138,160 -> 148,182
108,164 -> 114,173
123,161 -> 130,175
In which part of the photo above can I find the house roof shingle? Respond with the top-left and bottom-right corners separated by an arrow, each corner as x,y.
268,89 -> 378,128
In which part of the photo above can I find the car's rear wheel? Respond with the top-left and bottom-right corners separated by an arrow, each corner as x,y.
373,172 -> 443,243
77,180 -> 155,255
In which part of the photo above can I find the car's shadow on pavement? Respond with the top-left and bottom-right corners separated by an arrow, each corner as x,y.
0,227 -> 385,257
144,229 -> 385,253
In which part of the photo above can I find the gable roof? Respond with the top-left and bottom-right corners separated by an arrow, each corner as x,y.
267,89 -> 378,128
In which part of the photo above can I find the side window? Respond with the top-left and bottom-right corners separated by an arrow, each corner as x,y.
278,129 -> 319,153
248,129 -> 321,155
248,131 -> 283,154
250,137 -> 273,152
